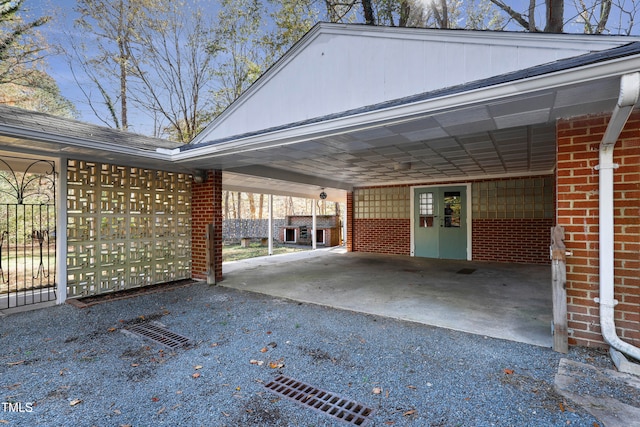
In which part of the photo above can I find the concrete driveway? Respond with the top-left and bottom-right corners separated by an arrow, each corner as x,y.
221,247 -> 553,348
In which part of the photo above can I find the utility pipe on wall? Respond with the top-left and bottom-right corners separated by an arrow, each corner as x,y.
597,72 -> 640,361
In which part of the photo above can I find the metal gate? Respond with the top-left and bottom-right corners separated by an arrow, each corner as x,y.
0,157 -> 56,310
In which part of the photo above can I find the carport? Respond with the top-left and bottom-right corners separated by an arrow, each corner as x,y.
221,248 -> 552,347
177,23 -> 640,357
1,23 -> 639,360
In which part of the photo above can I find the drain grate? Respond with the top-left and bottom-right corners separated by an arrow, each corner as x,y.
264,375 -> 374,426
124,321 -> 191,349
456,268 -> 476,275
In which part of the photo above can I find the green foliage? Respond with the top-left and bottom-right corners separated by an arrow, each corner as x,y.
0,0 -> 76,117
0,0 -> 50,69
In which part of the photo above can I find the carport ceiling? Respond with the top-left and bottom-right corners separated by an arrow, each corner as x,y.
183,75 -> 622,196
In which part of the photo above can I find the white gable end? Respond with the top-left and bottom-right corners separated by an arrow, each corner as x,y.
194,23 -> 637,144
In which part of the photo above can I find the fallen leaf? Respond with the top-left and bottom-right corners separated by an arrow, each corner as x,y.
151,397 -> 160,402
7,360 -> 25,366
260,347 -> 268,353
107,327 -> 117,332
269,358 -> 284,369
113,409 -> 122,415
194,365 -> 203,370
192,372 -> 201,379
211,342 -> 219,347
236,386 -> 241,391
266,331 -> 272,335
559,402 -> 564,412
503,368 -> 514,375
70,399 -> 82,406
372,387 -> 382,394
157,406 -> 166,414
0,420 -> 9,424
222,412 -> 230,417
131,363 -> 139,367
407,385 -> 417,390
250,359 -> 264,366
384,422 -> 394,425
403,409 -> 416,416
119,425 -> 132,427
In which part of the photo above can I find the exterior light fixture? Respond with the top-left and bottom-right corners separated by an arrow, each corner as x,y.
192,169 -> 207,184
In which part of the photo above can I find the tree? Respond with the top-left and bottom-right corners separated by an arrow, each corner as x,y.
496,0 -> 563,33
208,0 -> 265,116
127,1 -> 216,142
0,0 -> 50,83
73,0 -> 164,130
0,0 -> 76,117
262,0 -> 317,64
0,70 -> 77,118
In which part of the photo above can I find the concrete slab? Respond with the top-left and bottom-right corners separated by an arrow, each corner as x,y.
555,358 -> 640,427
221,248 -> 553,348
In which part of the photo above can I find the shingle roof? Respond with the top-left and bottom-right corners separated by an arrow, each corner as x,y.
0,105 -> 181,151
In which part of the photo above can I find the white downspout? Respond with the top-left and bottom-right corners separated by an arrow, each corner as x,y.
596,72 -> 640,361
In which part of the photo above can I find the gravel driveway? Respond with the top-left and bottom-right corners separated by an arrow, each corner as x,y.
0,281 -> 611,426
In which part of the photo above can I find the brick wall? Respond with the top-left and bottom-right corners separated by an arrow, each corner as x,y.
191,170 -> 223,282
353,219 -> 411,255
472,219 -> 553,264
557,111 -> 640,348
350,177 -> 553,264
346,192 -> 354,251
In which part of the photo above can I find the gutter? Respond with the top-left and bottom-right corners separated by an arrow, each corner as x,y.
596,72 -> 640,363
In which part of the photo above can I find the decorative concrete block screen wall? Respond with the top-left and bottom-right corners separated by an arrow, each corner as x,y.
349,177 -> 554,263
557,112 -> 640,348
66,160 -> 191,297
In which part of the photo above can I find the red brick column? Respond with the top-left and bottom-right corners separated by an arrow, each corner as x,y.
557,111 -> 640,348
346,192 -> 354,251
191,170 -> 223,282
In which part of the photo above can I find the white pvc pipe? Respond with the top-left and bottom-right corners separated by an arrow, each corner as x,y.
597,73 -> 640,361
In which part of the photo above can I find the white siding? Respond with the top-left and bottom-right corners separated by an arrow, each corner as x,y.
195,24 -> 638,144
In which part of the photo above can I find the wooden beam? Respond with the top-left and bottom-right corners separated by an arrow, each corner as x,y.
551,225 -> 568,353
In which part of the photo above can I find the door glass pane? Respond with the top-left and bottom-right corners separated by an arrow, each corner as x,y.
419,192 -> 434,227
443,191 -> 461,228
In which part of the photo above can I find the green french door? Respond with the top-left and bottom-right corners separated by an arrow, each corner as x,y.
414,186 -> 467,260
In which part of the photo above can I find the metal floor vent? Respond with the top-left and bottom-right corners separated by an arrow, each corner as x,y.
264,375 -> 374,426
124,321 -> 191,349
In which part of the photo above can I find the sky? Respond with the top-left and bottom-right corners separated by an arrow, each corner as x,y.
20,0 -> 640,138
